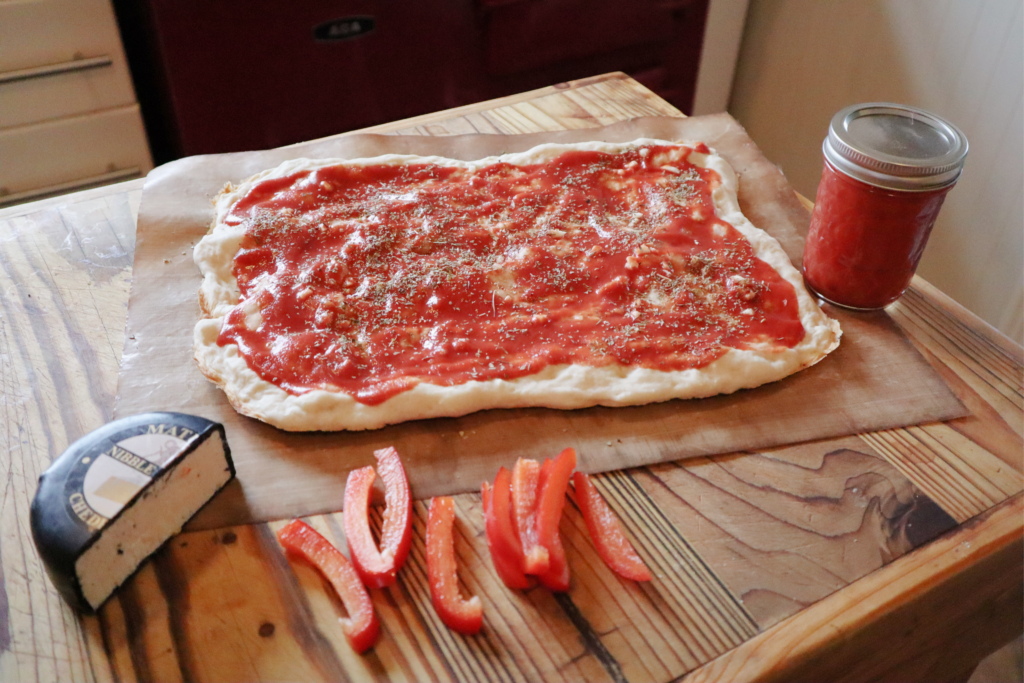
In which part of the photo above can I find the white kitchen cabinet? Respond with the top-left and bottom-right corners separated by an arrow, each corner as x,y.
0,0 -> 153,205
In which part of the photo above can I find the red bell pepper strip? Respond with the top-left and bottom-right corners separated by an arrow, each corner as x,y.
344,466 -> 395,588
572,472 -> 653,582
511,458 -> 549,575
535,448 -> 576,591
276,520 -> 380,653
374,447 -> 413,575
344,449 -> 412,588
426,496 -> 483,635
537,533 -> 570,591
482,468 -> 530,589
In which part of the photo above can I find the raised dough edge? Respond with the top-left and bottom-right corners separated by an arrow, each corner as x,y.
193,139 -> 841,431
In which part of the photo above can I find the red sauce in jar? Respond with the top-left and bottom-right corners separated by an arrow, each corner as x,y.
803,159 -> 952,309
217,144 -> 806,405
802,103 -> 967,310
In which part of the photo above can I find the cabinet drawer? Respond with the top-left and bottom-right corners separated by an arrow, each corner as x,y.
0,0 -> 126,72
0,58 -> 136,128
0,106 -> 152,203
485,0 -> 674,76
0,0 -> 137,125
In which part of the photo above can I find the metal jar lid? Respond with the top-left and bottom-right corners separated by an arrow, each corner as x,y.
823,102 -> 968,191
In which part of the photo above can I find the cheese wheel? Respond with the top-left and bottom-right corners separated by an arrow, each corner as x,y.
30,413 -> 235,613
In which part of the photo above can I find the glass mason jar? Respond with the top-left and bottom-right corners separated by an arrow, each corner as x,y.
802,103 -> 968,310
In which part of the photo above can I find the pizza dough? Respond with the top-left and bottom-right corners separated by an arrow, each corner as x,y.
193,139 -> 840,431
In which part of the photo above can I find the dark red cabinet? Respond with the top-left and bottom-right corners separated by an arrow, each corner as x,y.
114,0 -> 709,163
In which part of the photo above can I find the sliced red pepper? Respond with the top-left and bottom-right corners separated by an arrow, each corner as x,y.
344,465 -> 393,588
343,449 -> 412,588
277,520 -> 380,653
535,448 -> 576,591
573,472 -> 653,582
426,496 -> 483,635
537,532 -> 570,591
482,467 -> 530,589
511,458 -> 549,575
374,447 -> 413,575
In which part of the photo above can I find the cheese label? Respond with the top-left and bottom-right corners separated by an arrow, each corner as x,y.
62,422 -> 198,532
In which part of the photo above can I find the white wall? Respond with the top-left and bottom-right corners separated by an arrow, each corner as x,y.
693,0 -> 751,115
728,0 -> 1023,343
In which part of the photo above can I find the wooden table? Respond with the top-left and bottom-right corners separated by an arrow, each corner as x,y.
2,72 -> 1020,683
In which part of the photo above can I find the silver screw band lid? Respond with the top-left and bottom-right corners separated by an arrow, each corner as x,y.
824,103 -> 968,191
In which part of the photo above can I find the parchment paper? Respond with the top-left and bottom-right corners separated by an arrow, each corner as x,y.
115,115 -> 967,529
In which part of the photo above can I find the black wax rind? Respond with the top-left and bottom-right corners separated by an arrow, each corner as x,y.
30,412 -> 234,613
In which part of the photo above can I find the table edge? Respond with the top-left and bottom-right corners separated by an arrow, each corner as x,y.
680,492 -> 1024,682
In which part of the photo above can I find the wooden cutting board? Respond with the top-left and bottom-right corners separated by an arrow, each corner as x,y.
115,114 -> 965,529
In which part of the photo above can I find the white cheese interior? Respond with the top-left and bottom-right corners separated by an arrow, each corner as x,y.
76,436 -> 232,610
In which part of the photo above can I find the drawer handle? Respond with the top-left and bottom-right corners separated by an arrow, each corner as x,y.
0,55 -> 113,85
0,167 -> 141,207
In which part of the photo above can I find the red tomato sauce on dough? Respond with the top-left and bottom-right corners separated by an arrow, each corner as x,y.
218,144 -> 806,405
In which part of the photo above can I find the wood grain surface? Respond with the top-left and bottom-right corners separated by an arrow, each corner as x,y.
0,72 -> 1020,683
119,110 -> 965,530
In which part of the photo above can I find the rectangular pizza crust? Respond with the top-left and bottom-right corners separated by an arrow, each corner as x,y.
193,139 -> 841,431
